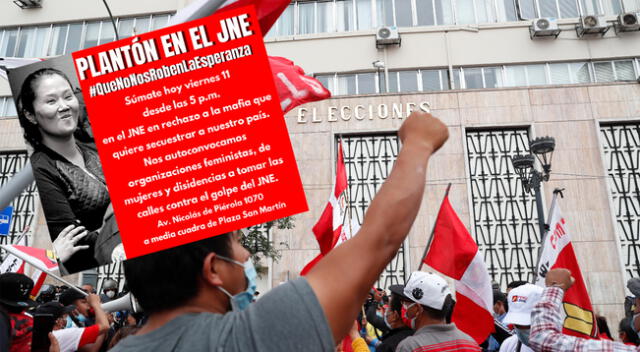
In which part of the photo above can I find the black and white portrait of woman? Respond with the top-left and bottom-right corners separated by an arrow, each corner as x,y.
9,55 -> 124,275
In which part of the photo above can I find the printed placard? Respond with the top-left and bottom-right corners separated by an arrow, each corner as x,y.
73,6 -> 307,259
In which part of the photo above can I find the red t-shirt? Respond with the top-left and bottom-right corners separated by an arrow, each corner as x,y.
9,312 -> 32,352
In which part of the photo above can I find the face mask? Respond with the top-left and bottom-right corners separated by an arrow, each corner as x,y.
106,290 -> 116,299
216,254 -> 257,312
514,328 -> 530,346
383,310 -> 394,329
401,302 -> 417,329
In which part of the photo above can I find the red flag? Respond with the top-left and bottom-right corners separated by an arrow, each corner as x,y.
269,56 -> 331,113
301,141 -> 359,274
424,195 -> 494,343
535,198 -> 598,338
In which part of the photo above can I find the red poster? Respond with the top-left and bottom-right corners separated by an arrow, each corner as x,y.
72,6 -> 307,259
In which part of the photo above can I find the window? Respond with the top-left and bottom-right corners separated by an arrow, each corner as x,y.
417,0 -> 436,25
457,0 -> 476,24
337,74 -> 357,95
614,60 -> 636,80
83,22 -> 100,49
319,59 -> 639,96
594,62 -> 615,82
395,0 -> 414,27
549,63 -> 572,84
377,0 -> 395,26
505,65 -> 528,87
336,0 -> 355,31
398,71 -> 419,92
497,0 -> 518,21
464,68 -> 484,89
519,0 -> 537,18
358,73 -> 377,94
100,22 -> 117,44
1,97 -> 17,117
421,69 -> 443,90
1,14 -> 174,58
0,29 -> 19,57
600,122 -> 640,279
317,1 -> 334,33
527,64 -> 547,86
299,2 -> 317,34
569,62 -> 591,83
466,128 -> 540,287
356,0 -> 373,29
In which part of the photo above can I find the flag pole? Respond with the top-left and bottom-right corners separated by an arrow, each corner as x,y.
417,183 -> 452,271
534,188 -> 564,277
0,245 -> 87,296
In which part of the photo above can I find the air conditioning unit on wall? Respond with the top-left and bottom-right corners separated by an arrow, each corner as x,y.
615,12 -> 640,33
529,18 -> 561,39
576,15 -> 609,37
376,26 -> 401,49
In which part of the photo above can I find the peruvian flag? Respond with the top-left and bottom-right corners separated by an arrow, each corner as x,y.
423,194 -> 494,344
535,197 -> 598,338
0,244 -> 59,298
301,141 -> 359,275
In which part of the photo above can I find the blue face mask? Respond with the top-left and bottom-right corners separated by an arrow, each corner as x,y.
216,254 -> 257,312
514,328 -> 530,346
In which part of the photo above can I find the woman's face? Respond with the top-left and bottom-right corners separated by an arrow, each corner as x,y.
27,74 -> 79,140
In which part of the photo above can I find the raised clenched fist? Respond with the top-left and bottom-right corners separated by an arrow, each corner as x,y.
398,111 -> 448,154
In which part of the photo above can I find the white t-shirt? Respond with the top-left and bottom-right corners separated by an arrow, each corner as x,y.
499,335 -> 534,352
52,325 -> 100,352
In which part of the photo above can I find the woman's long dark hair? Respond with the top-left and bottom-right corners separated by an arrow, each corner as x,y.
17,68 -> 75,148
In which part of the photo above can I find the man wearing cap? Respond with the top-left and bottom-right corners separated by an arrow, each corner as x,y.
499,283 -> 543,352
375,284 -> 414,352
396,272 -> 480,352
35,295 -> 110,352
59,288 -> 94,328
0,273 -> 37,352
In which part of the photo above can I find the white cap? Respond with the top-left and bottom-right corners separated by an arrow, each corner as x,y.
403,272 -> 451,310
503,284 -> 544,326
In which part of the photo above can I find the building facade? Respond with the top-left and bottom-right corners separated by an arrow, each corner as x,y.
1,0 -> 639,328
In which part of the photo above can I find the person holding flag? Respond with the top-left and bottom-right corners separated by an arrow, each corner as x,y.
534,189 -> 598,339
530,268 -> 640,351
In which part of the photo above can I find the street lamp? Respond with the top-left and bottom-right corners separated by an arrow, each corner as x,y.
511,136 -> 556,237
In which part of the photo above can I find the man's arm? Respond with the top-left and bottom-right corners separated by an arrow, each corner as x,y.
529,268 -> 634,352
77,294 -> 110,352
307,111 -> 448,342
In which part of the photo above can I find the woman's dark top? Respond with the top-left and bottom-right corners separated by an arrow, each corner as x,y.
30,141 -> 110,273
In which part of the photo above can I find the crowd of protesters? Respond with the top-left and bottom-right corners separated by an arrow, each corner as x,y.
2,112 -> 640,351
0,273 -> 141,352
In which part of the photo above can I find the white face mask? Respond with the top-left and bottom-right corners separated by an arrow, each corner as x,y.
106,290 -> 116,298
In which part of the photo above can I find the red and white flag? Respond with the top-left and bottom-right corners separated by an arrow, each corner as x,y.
423,193 -> 494,344
0,244 -> 59,298
0,234 -> 28,274
535,197 -> 598,338
301,141 -> 359,275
